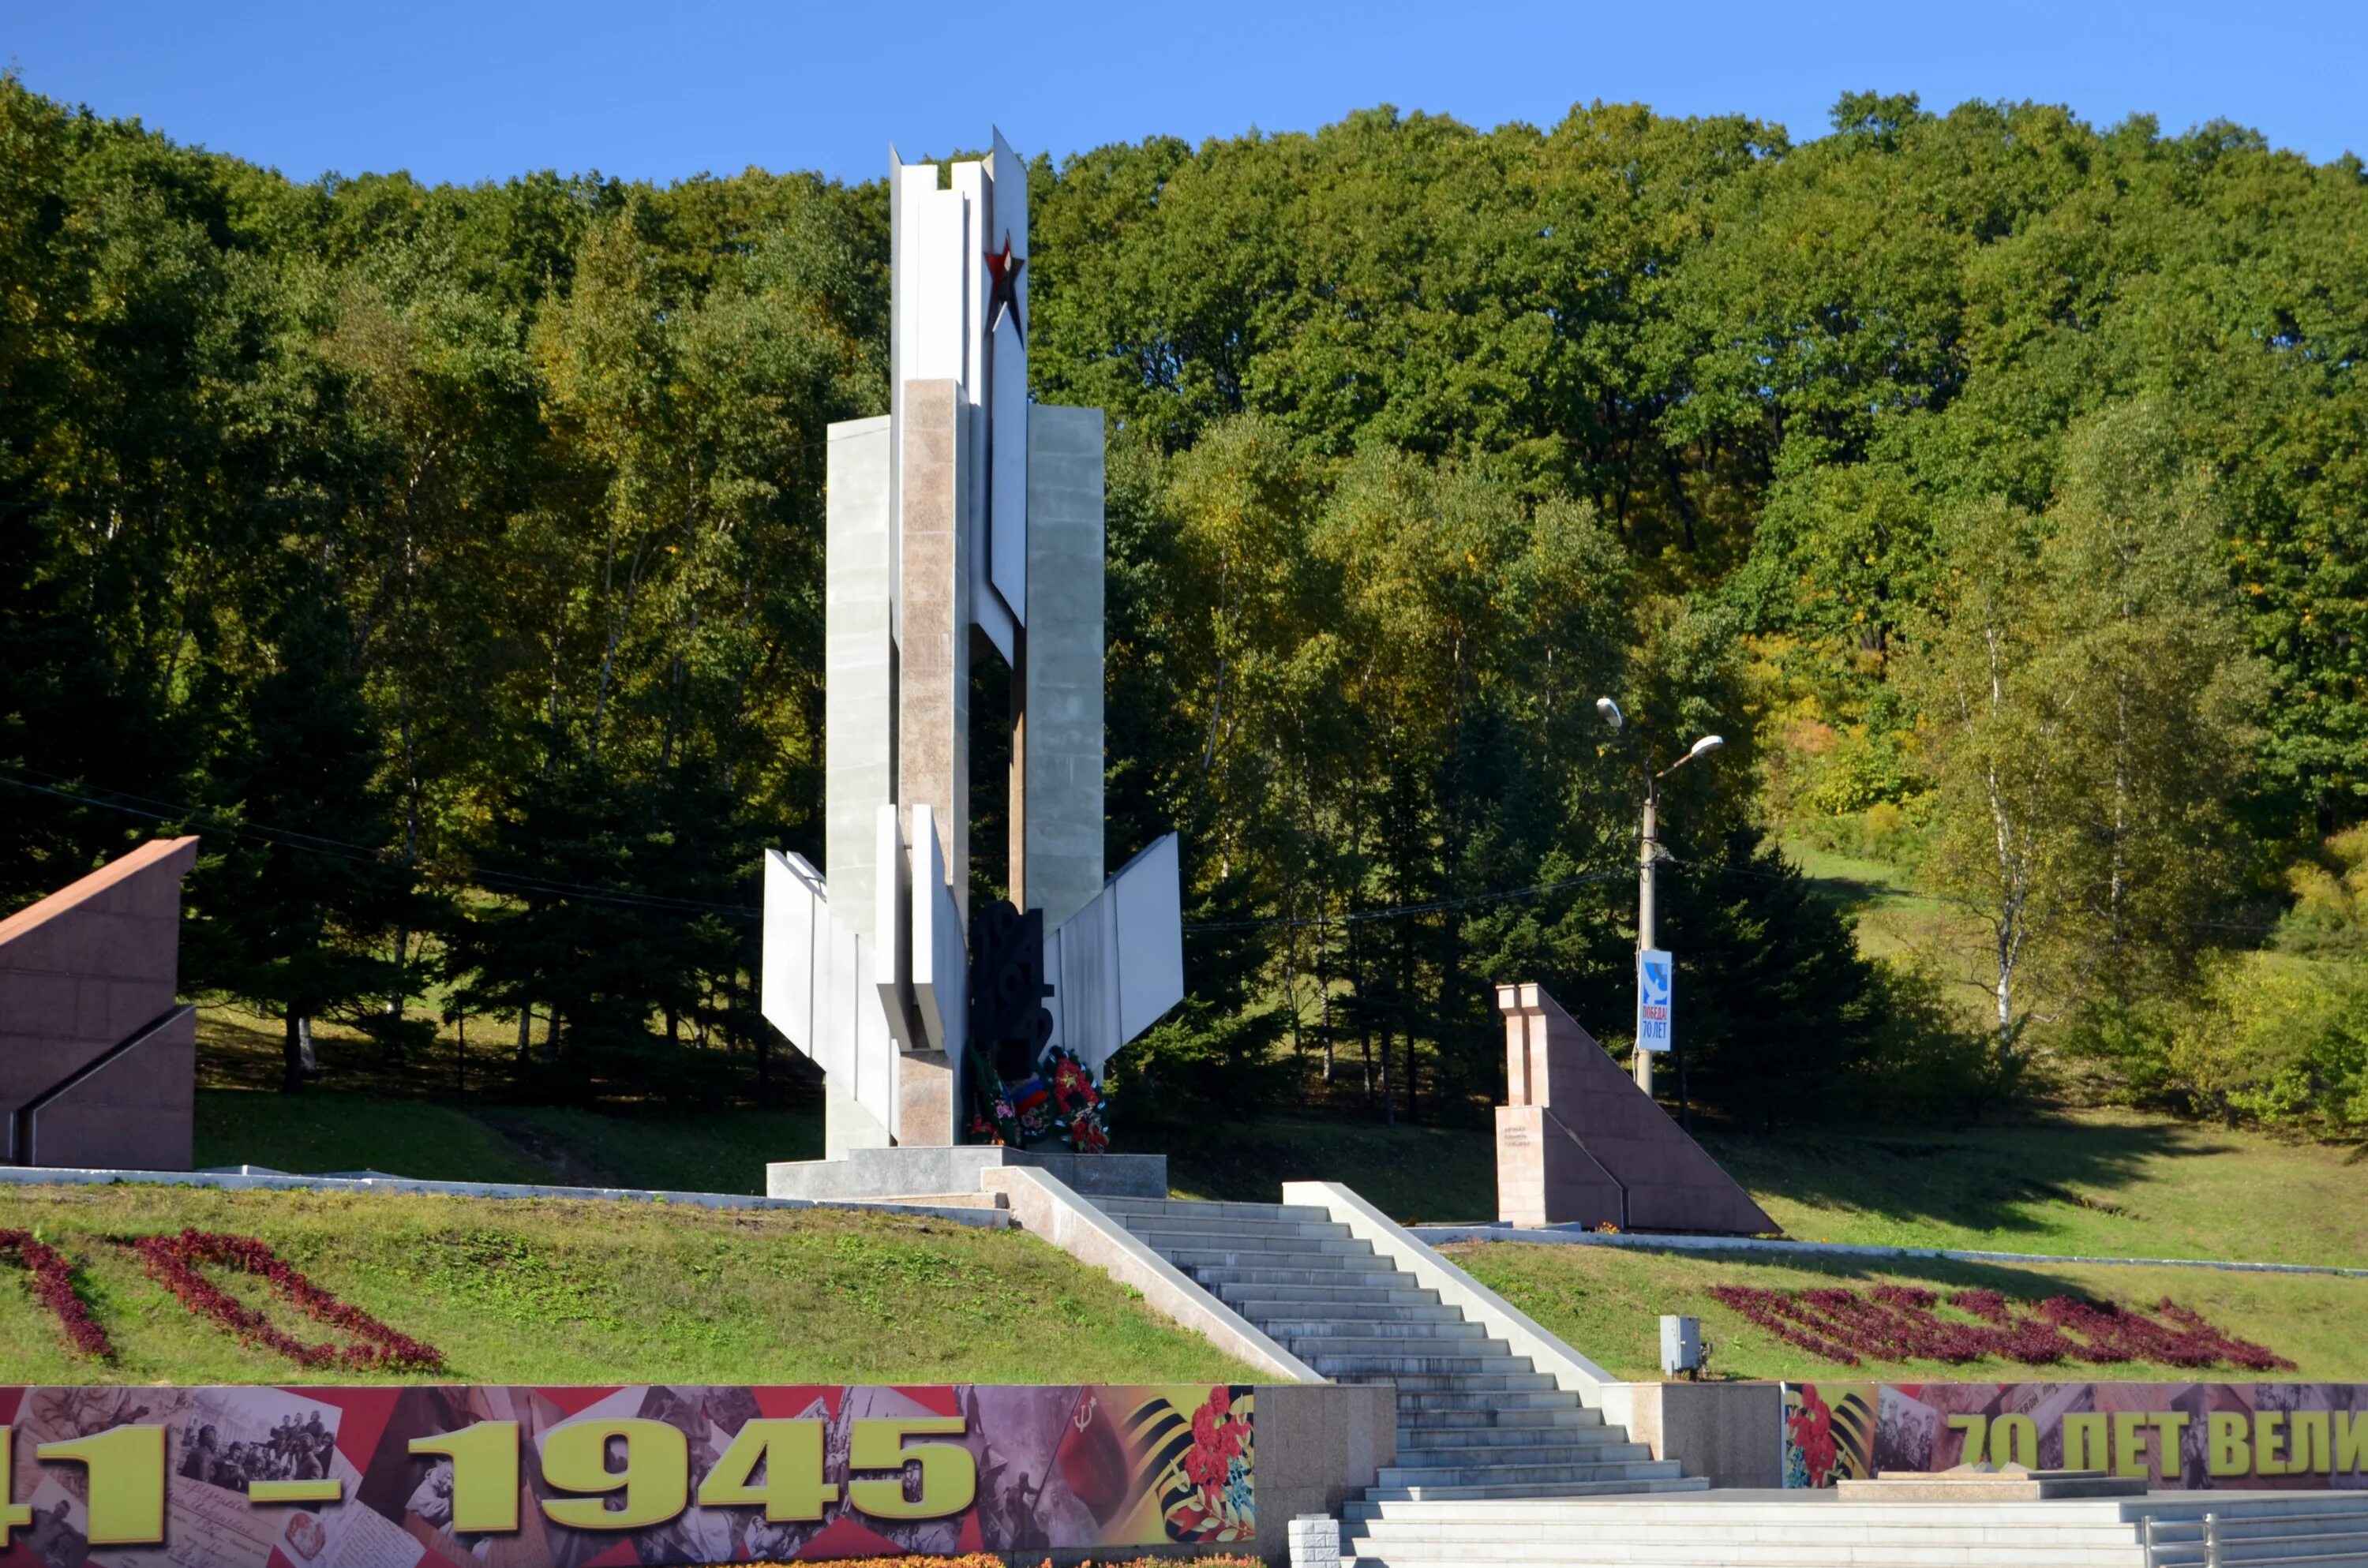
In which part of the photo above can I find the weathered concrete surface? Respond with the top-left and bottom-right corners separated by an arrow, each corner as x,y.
1243,1382 -> 1395,1564
1,836 -> 198,1167
24,1004 -> 195,1171
1601,1379 -> 1784,1489
1495,982 -> 1776,1235
895,1050 -> 956,1147
822,416 -> 897,1160
823,417 -> 894,947
1836,1469 -> 2144,1500
766,1144 -> 1168,1202
986,1164 -> 1322,1383
1283,1179 -> 1615,1396
897,378 -> 970,929
1020,405 -> 1105,930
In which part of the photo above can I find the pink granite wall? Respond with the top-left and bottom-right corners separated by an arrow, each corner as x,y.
0,836 -> 199,1168
1494,982 -> 1775,1236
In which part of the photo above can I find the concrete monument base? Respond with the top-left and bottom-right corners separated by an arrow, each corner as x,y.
766,1144 -> 1166,1203
1838,1466 -> 2146,1502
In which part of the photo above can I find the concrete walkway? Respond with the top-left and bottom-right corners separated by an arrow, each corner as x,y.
1411,1222 -> 2368,1280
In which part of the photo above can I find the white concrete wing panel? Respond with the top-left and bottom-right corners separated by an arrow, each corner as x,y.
824,416 -> 893,923
987,129 -> 1029,629
759,849 -> 822,1056
909,803 -> 969,1069
813,896 -> 858,1090
1043,895 -> 1113,1076
898,172 -> 966,386
850,927 -> 897,1140
874,804 -> 916,1050
1044,833 -> 1184,1077
1112,832 -> 1186,1042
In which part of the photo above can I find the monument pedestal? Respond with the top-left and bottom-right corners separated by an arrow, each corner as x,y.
1493,982 -> 1776,1235
767,1144 -> 1166,1203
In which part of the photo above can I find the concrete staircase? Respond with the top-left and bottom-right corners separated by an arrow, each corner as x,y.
1095,1196 -> 1706,1503
1336,1492 -> 2368,1566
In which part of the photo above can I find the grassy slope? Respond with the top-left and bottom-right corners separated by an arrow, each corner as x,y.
1450,1240 -> 2367,1383
1157,1115 -> 1500,1223
0,1184 -> 1253,1387
196,1090 -> 825,1195
1701,1113 -> 2368,1267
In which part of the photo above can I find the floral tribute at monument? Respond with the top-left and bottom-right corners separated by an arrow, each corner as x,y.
0,1383 -> 1254,1566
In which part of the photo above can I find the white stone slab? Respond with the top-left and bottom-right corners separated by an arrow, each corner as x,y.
909,803 -> 968,1072
1022,404 -> 1106,928
987,128 -> 1029,630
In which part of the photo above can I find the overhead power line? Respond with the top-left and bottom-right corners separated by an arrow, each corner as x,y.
0,767 -> 764,922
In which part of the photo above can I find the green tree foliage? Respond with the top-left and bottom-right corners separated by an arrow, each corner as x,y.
7,74 -> 2366,1128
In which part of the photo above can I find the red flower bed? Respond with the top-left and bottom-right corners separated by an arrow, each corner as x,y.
1709,1283 -> 2292,1372
0,1229 -> 114,1359
133,1229 -> 444,1372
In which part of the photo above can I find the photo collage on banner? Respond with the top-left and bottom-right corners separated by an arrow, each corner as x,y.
0,1383 -> 1254,1567
1783,1381 -> 2368,1490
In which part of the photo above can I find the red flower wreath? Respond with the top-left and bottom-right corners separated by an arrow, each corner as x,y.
0,1229 -> 114,1360
133,1229 -> 444,1372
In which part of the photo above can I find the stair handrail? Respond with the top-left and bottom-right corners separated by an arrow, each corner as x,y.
1282,1180 -> 1617,1396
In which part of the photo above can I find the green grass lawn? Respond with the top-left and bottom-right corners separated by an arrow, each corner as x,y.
1449,1239 -> 2368,1383
1153,1113 -> 1500,1223
0,1184 -> 1253,1387
1162,1105 -> 2368,1270
195,1090 -> 823,1195
1699,1111 -> 2368,1267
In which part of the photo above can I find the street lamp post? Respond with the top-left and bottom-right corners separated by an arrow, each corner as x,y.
1597,698 -> 1722,1104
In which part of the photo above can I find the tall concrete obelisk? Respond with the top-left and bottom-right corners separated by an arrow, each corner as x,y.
761,133 -> 1184,1166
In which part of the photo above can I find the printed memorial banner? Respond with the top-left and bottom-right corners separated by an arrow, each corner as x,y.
0,1383 -> 1253,1567
1782,1381 -> 2368,1490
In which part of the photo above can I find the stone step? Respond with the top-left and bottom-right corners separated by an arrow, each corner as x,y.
1392,1446 -> 1654,1476
1095,1197 -> 1332,1224
1398,1408 -> 1606,1434
1305,1351 -> 1531,1378
1113,1213 -> 1355,1241
1257,1317 -> 1491,1342
1392,1389 -> 1591,1414
1287,1337 -> 1513,1364
1345,1487 -> 1714,1525
1238,1300 -> 1464,1325
1152,1237 -> 1378,1265
1373,1458 -> 1685,1490
1339,1502 -> 2368,1566
1332,1370 -> 1561,1392
1345,1499 -> 2368,1528
1187,1263 -> 1416,1288
1392,1439 -> 1639,1458
1340,1525 -> 2368,1568
1220,1285 -> 1445,1311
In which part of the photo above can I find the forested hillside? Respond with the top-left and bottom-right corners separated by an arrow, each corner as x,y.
5,79 -> 2364,1133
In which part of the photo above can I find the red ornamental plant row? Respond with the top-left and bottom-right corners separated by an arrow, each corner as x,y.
1709,1283 -> 2292,1372
133,1229 -> 445,1373
1,1228 -> 115,1360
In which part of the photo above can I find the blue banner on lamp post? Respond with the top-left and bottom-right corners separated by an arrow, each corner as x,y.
1637,948 -> 1673,1053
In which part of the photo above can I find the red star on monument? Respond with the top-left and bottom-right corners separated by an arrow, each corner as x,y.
985,231 -> 1025,347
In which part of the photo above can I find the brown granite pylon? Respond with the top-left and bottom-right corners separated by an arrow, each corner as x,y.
0,836 -> 200,1169
1495,982 -> 1774,1235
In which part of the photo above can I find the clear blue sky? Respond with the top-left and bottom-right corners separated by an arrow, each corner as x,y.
7,1 -> 2365,188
